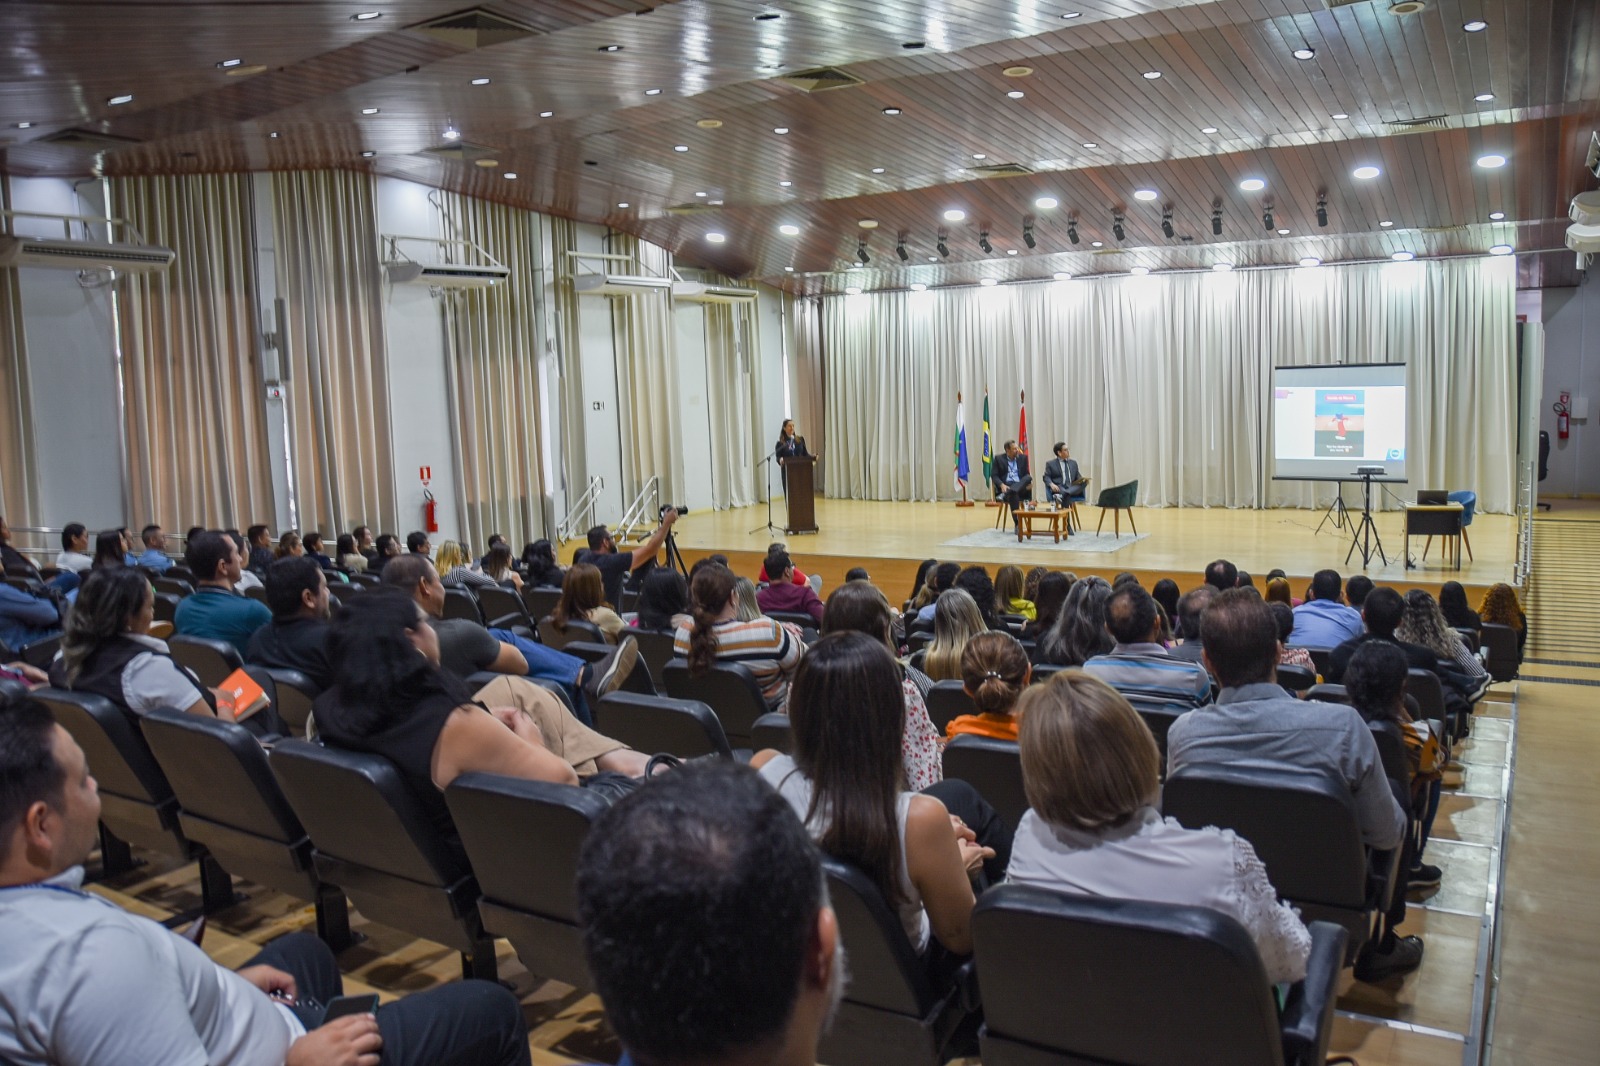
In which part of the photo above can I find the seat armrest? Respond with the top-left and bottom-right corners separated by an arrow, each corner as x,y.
1367,845 -> 1402,913
1279,920 -> 1347,1066
952,957 -> 981,1013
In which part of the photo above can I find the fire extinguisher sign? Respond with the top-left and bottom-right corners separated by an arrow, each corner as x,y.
420,466 -> 432,484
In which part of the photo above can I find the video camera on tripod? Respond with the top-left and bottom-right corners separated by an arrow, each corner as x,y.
659,504 -> 689,518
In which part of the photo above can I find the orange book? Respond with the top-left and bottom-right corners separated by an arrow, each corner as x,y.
217,668 -> 270,722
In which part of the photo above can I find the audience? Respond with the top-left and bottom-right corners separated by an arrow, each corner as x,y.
1007,672 -> 1311,984
732,577 -> 763,622
1080,584 -> 1211,706
1346,574 -> 1375,610
1264,576 -> 1295,607
1038,575 -> 1114,667
756,549 -> 825,626
1398,589 -> 1490,688
0,517 -> 33,573
913,562 -> 962,626
632,568 -> 691,633
676,563 -> 802,711
1203,558 -> 1238,592
1151,577 -> 1180,624
954,566 -> 1003,631
245,556 -> 333,691
1289,569 -> 1364,647
575,761 -> 842,1066
923,588 -> 987,682
435,539 -> 497,589
172,531 -> 272,657
1479,583 -> 1527,656
1020,571 -> 1072,642
90,530 -> 127,571
1269,602 -> 1316,672
553,562 -> 626,643
368,532 -> 401,575
55,524 -> 93,574
1165,589 -> 1417,982
906,558 -> 939,612
406,530 -> 432,557
0,698 -> 533,1066
947,631 -> 1031,741
578,510 -> 680,609
521,539 -> 564,588
845,566 -> 870,583
752,632 -> 1010,959
756,542 -> 812,588
224,530 -> 265,592
301,531 -> 333,570
1235,570 -> 1255,590
1327,588 -> 1486,704
1168,585 -> 1215,662
0,581 -> 61,654
481,543 -> 521,589
1438,580 -> 1481,633
994,564 -> 1034,621
335,532 -> 368,573
132,524 -> 172,571
352,524 -> 376,561
246,524 -> 275,572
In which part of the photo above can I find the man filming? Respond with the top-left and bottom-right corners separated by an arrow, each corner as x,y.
580,507 -> 681,608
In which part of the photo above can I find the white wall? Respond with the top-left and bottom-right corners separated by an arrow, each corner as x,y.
673,300 -> 715,511
1539,280 -> 1600,496
755,285 -> 790,500
573,224 -> 625,529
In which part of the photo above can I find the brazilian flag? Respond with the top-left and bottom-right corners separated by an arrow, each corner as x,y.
981,392 -> 992,485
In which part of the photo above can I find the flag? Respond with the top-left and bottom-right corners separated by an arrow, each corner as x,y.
1018,390 -> 1029,457
955,392 -> 970,490
981,391 -> 992,485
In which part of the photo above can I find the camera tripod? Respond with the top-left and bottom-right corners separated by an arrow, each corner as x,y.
1315,480 -> 1349,535
1344,472 -> 1388,568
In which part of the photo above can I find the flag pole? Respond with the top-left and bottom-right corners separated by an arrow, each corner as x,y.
954,390 -> 974,506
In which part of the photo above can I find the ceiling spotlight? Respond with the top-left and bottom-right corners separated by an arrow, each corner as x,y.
1212,207 -> 1223,235
928,256 -> 938,262
856,239 -> 871,264
1476,153 -> 1507,168
896,236 -> 910,261
1299,256 -> 1322,267
1201,126 -> 1219,134
1053,272 -> 1074,281
618,202 -> 630,208
1380,219 -> 1394,227
471,77 -> 491,85
1133,188 -> 1159,201
871,167 -> 886,174
107,94 -> 135,106
1130,266 -> 1150,276
1006,248 -> 1019,256
1292,47 -> 1316,60
16,121 -> 33,129
1142,71 -> 1162,80
773,126 -> 789,134
785,267 -> 795,272
1332,112 -> 1350,119
943,208 -> 967,222
1160,209 -> 1174,239
360,107 -> 379,115
972,153 -> 987,160
360,150 -> 376,158
1007,90 -> 1025,99
1082,142 -> 1098,149
978,231 -> 993,254
1464,19 -> 1488,31
694,191 -> 707,197
979,278 -> 999,287
599,44 -> 623,52
1212,262 -> 1233,272
779,224 -> 800,236
1263,209 -> 1275,231
779,180 -> 792,187
844,286 -> 863,295
1112,213 -> 1126,241
1489,211 -> 1506,220
217,58 -> 243,68
936,232 -> 950,257
1239,178 -> 1266,192
1316,197 -> 1329,227
1489,244 -> 1514,256
1277,228 -> 1290,235
673,144 -> 689,152
442,124 -> 461,141
352,11 -> 382,20
1061,11 -> 1082,18
1391,251 -> 1416,261
858,218 -> 879,229
1066,220 -> 1079,244
1022,222 -> 1036,249
1352,165 -> 1381,180
645,88 -> 662,95
504,172 -> 517,179
910,282 -> 928,291
1475,92 -> 1495,101
882,107 -> 902,116
1091,241 -> 1103,247
539,111 -> 554,117
706,232 -> 726,243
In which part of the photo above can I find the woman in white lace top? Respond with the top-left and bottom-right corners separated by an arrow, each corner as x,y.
1006,672 -> 1312,984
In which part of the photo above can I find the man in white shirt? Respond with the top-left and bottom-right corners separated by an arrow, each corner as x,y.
54,524 -> 94,574
0,697 -> 531,1066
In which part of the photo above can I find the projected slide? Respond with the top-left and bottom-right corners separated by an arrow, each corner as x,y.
1272,364 -> 1407,481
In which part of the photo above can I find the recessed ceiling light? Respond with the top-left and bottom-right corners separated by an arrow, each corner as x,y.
471,77 -> 491,85
1061,12 -> 1082,19
1277,228 -> 1291,235
1007,90 -> 1025,99
1201,126 -> 1219,134
15,122 -> 33,129
1006,249 -> 1019,255
1475,92 -> 1495,102
1129,266 -> 1150,276
779,180 -> 792,187
858,218 -> 879,229
1212,262 -> 1234,272
1053,272 -> 1074,280
910,282 -> 928,291
779,224 -> 800,236
617,202 -> 629,208
785,266 -> 795,272
352,11 -> 382,20
269,131 -> 279,138
217,58 -> 243,68
844,286 -> 863,295
849,264 -> 862,270
1292,47 -> 1316,60
979,278 -> 999,286
360,150 -> 376,158
504,173 -> 517,179
1380,219 -> 1394,227
1082,142 -> 1098,149
1299,256 -> 1322,267
706,232 -> 726,243
871,167 -> 886,174
107,94 -> 134,106
1238,178 -> 1266,192
540,111 -> 554,118
1352,165 -> 1381,180
1489,211 -> 1506,220
709,199 -> 723,205
673,144 -> 689,152
1035,196 -> 1059,209
694,191 -> 707,197
1133,188 -> 1159,201
1391,251 -> 1416,261
1332,112 -> 1350,119
599,44 -> 623,52
928,256 -> 939,262
882,108 -> 902,116
773,126 -> 789,134
943,208 -> 967,221
1091,240 -> 1103,247
972,153 -> 987,160
1476,153 -> 1507,168
442,124 -> 461,140
1142,71 -> 1162,80
1489,244 -> 1513,256
1464,19 -> 1488,31
645,88 -> 662,95
360,107 -> 380,115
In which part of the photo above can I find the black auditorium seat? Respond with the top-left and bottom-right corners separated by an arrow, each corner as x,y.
1479,623 -> 1519,683
538,614 -> 605,650
592,691 -> 732,760
662,659 -> 769,747
475,585 -> 532,630
942,735 -> 1028,827
972,885 -> 1345,1066
1275,663 -> 1316,693
923,680 -> 977,734
168,634 -> 243,688
750,711 -> 793,754
441,588 -> 483,624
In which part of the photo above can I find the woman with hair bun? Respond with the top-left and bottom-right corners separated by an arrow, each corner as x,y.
946,631 -> 1031,741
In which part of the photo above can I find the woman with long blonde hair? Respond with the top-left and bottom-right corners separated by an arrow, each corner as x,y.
924,588 -> 988,681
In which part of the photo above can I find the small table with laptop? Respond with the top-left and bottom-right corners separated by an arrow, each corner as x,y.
1403,490 -> 1465,571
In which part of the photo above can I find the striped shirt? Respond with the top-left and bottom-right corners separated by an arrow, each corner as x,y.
1081,642 -> 1212,706
674,617 -> 804,710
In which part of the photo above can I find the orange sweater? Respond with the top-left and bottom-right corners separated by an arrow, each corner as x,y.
945,712 -> 1020,742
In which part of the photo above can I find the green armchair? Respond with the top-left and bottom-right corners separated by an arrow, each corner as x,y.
1095,480 -> 1139,537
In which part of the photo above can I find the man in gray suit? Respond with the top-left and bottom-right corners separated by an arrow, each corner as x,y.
1043,442 -> 1087,506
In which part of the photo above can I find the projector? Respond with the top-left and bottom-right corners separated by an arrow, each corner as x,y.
1355,465 -> 1386,476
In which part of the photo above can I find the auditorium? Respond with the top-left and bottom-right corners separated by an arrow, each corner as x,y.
0,1 -> 1596,1064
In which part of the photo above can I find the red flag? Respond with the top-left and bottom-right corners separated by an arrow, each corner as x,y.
1018,390 -> 1029,457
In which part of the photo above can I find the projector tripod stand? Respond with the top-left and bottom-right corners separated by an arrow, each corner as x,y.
1314,480 -> 1350,536
1345,472 -> 1388,569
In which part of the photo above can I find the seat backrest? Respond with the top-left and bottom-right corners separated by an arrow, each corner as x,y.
18,635 -> 61,670
522,586 -> 563,622
325,584 -> 363,606
1163,764 -> 1368,908
1403,669 -> 1446,723
34,689 -> 174,805
1275,663 -> 1316,692
152,592 -> 183,624
1367,720 -> 1410,788
942,735 -> 1028,826
767,610 -> 815,629
661,659 -> 769,744
538,614 -> 605,649
475,586 -> 529,628
593,691 -> 731,759
821,856 -> 936,1017
1305,683 -> 1350,704
152,577 -> 194,598
168,634 -> 244,687
268,739 -> 468,886
1299,646 -> 1334,678
972,885 -> 1284,1066
244,586 -> 269,604
632,628 -> 679,681
1448,489 -> 1477,524
924,679 -> 976,733
441,588 -> 483,624
1480,623 -> 1519,681
254,666 -> 319,732
140,707 -> 304,843
446,772 -> 610,923
751,711 -> 793,753
1123,697 -> 1185,764
1029,662 -> 1066,685
1096,479 -> 1139,507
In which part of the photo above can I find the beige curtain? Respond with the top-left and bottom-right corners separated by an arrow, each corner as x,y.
788,293 -> 826,495
436,190 -> 549,549
547,216 -> 589,503
703,290 -> 763,509
111,174 -> 273,530
270,170 -> 395,537
608,233 -> 684,504
0,227 -> 37,524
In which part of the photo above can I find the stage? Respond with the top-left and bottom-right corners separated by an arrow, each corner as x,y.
637,497 -> 1518,600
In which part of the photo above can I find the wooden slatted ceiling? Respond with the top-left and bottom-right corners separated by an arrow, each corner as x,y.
0,0 -> 1593,292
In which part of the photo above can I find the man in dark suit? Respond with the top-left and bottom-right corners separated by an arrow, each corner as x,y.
1042,442 -> 1086,506
991,440 -> 1033,523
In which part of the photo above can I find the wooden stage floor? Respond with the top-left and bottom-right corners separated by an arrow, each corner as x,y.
655,497 -> 1518,598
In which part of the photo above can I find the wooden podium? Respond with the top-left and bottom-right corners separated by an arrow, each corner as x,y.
782,456 -> 818,534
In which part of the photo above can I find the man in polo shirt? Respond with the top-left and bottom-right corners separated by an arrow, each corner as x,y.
132,525 -> 173,572
246,556 -> 333,691
172,530 -> 271,657
1289,569 -> 1365,647
580,507 -> 680,609
1081,584 -> 1211,706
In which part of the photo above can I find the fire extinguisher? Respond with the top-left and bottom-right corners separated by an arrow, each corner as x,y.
1555,392 -> 1571,440
423,489 -> 439,533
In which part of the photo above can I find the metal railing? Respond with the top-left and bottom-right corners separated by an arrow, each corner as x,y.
614,477 -> 662,545
554,476 -> 604,543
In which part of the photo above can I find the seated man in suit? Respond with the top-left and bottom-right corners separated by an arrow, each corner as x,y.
991,440 -> 1033,522
1042,442 -> 1087,506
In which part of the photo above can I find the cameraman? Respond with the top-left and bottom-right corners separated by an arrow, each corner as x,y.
580,507 -> 680,608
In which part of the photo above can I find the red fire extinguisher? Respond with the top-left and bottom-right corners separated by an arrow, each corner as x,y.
423,489 -> 439,533
1555,393 -> 1571,440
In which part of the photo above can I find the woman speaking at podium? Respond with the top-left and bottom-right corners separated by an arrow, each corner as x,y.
775,419 -> 810,490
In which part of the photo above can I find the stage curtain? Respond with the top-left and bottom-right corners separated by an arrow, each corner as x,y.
703,291 -> 763,509
436,190 -> 549,549
788,293 -> 826,495
608,234 -> 685,507
822,257 -> 1517,512
111,174 -> 275,530
547,216 -> 591,512
270,170 -> 396,537
0,221 -> 37,523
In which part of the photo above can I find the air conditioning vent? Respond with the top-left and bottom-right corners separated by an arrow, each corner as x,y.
38,128 -> 142,149
774,67 -> 864,92
1419,225 -> 1469,234
665,202 -> 720,216
0,236 -> 174,272
420,140 -> 500,162
407,8 -> 540,48
1386,115 -> 1449,132
969,162 -> 1034,178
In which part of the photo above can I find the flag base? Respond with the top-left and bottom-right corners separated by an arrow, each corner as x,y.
954,501 -> 975,508
985,501 -> 1003,508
